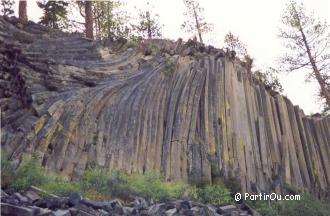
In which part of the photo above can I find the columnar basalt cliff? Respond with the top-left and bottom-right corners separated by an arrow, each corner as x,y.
1,16 -> 329,197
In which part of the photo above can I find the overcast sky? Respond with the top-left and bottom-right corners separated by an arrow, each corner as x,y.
13,0 -> 330,114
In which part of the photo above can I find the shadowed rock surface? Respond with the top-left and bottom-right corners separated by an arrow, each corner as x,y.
1,16 -> 329,197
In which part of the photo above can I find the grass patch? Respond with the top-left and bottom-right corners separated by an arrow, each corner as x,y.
126,172 -> 186,202
249,200 -> 281,216
79,168 -> 189,202
0,152 -> 15,188
40,179 -> 79,197
1,154 -> 79,197
248,193 -> 330,216
125,38 -> 141,49
164,58 -> 176,76
11,155 -> 49,191
3,154 -> 329,215
196,184 -> 232,205
1,155 -> 233,204
280,193 -> 330,216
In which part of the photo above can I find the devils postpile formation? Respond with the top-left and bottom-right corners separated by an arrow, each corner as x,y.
1,16 -> 329,197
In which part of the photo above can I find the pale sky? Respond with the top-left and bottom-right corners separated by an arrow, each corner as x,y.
12,0 -> 330,114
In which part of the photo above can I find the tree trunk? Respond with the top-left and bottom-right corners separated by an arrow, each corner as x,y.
192,5 -> 203,43
85,1 -> 93,39
107,3 -> 111,38
299,27 -> 330,107
18,0 -> 28,24
147,11 -> 152,39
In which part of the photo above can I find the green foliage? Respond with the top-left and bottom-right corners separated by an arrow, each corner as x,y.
125,37 -> 141,49
249,200 -> 281,216
3,156 -> 330,216
281,193 -> 330,216
128,172 -> 170,201
249,193 -> 330,216
224,32 -> 247,58
79,166 -> 233,204
2,156 -> 234,205
253,68 -> 283,93
1,152 -> 15,188
319,85 -> 330,115
79,167 -> 130,200
89,1 -> 130,39
80,166 -> 112,194
128,172 -> 183,202
132,2 -> 162,39
0,0 -> 14,16
181,0 -> 213,43
1,154 -> 77,197
37,1 -> 69,30
79,168 -> 187,202
279,1 -> 330,109
164,58 -> 176,75
41,178 -> 79,197
196,185 -> 232,205
11,155 -> 49,191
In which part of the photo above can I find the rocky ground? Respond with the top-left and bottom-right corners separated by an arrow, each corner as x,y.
1,186 -> 258,216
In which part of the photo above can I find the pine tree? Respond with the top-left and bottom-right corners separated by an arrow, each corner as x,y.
132,2 -> 162,39
93,1 -> 129,39
224,32 -> 247,58
279,1 -> 330,108
78,1 -> 128,40
253,68 -> 284,93
0,0 -> 14,16
223,32 -> 283,93
37,1 -> 69,30
181,0 -> 212,43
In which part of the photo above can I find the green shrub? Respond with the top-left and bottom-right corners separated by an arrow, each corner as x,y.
126,39 -> 139,49
1,152 -> 15,188
196,184 -> 232,205
80,166 -> 111,194
128,172 -> 172,202
166,182 -> 192,200
248,200 -> 281,216
164,58 -> 176,75
181,185 -> 199,200
11,155 -> 49,191
79,168 -> 130,200
79,169 -> 192,202
107,170 -> 131,198
41,178 -> 79,197
249,193 -> 330,216
280,193 -> 330,216
3,155 -> 330,216
2,156 -> 236,205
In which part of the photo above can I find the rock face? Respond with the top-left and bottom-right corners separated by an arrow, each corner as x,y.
1,16 -> 329,196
